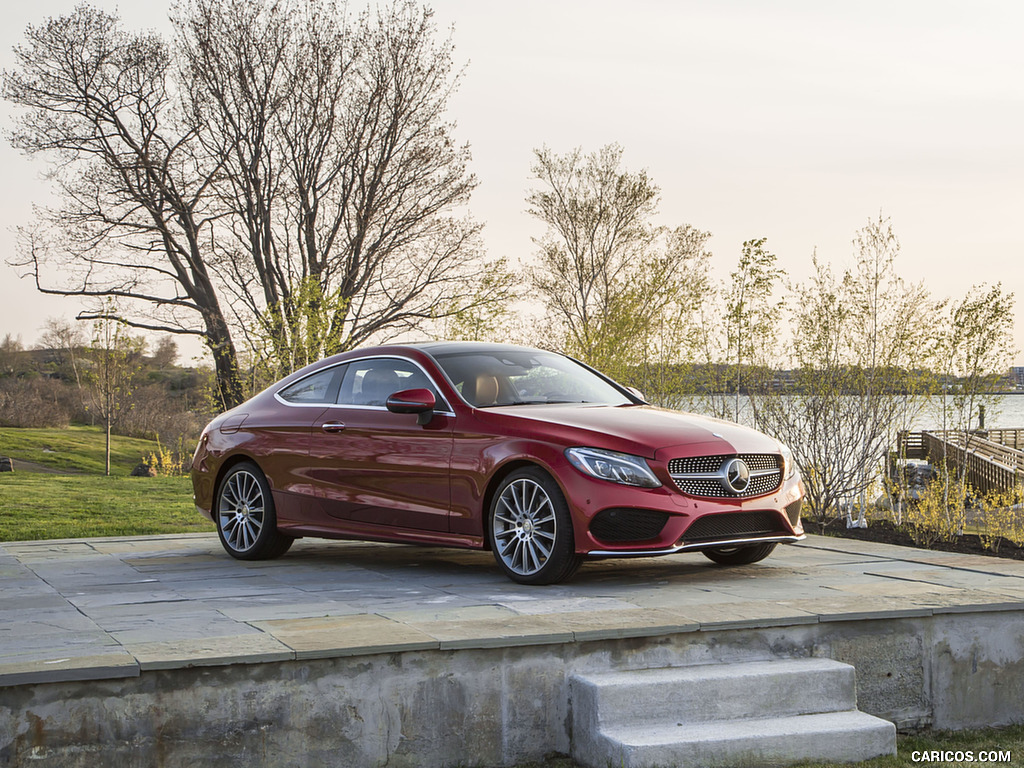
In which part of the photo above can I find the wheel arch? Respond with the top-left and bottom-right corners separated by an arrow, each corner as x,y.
480,458 -> 559,552
211,453 -> 265,509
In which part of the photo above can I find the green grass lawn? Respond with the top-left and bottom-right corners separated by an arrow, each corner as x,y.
0,425 -> 170,475
0,474 -> 213,541
0,425 -> 214,542
794,724 -> 1024,767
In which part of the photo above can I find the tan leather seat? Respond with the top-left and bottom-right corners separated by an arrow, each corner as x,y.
468,374 -> 499,406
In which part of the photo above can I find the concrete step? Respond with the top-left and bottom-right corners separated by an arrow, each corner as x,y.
571,659 -> 897,768
599,710 -> 896,768
571,658 -> 857,727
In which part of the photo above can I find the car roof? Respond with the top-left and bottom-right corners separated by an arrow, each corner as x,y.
389,340 -> 553,357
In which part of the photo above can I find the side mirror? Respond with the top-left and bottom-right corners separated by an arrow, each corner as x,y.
386,388 -> 437,425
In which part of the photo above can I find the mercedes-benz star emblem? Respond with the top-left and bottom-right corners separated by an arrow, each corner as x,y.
725,458 -> 751,493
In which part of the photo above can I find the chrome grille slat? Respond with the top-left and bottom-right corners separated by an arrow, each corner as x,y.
668,453 -> 783,498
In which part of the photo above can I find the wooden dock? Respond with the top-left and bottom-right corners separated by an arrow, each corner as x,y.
896,428 -> 1024,494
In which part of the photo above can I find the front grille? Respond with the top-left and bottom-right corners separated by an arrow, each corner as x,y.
590,508 -> 670,543
668,453 -> 783,498
668,454 -> 782,475
669,455 -> 724,474
682,511 -> 788,543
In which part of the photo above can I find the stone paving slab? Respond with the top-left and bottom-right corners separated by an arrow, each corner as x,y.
407,613 -> 574,650
683,601 -> 820,630
1,534 -> 1023,687
251,614 -> 440,659
206,594 -> 366,622
0,652 -> 139,687
127,633 -> 295,671
538,607 -> 700,641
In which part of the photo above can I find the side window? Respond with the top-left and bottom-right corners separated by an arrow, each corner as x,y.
277,366 -> 343,404
338,358 -> 446,409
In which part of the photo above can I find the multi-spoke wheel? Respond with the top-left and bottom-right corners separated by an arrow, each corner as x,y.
215,462 -> 293,560
489,467 -> 581,585
702,541 -> 777,566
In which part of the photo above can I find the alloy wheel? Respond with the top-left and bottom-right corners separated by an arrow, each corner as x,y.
492,478 -> 558,576
218,469 -> 265,553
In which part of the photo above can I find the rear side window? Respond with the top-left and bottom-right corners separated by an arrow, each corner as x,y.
277,366 -> 343,404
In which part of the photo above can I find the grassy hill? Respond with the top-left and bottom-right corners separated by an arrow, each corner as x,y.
0,425 -> 172,475
0,426 -> 214,541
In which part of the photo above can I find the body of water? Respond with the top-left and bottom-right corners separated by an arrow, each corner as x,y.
676,394 -> 1024,433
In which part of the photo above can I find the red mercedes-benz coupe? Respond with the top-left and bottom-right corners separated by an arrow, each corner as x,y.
192,342 -> 805,584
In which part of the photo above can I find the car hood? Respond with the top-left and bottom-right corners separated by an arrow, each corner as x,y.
486,404 -> 781,458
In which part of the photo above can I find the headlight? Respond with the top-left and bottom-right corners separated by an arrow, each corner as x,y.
779,443 -> 797,480
565,447 -> 661,488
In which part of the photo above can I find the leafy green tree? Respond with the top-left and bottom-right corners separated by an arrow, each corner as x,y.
722,238 -> 784,421
933,283 -> 1016,523
526,144 -> 658,372
754,216 -> 936,525
526,144 -> 714,396
437,257 -> 520,343
87,313 -> 144,476
631,225 -> 715,405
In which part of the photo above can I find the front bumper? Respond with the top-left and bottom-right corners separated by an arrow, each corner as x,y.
563,463 -> 806,556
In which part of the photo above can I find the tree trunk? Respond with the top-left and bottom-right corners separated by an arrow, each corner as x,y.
205,316 -> 245,410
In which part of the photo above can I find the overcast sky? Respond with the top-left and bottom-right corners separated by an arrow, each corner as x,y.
2,0 -> 1022,364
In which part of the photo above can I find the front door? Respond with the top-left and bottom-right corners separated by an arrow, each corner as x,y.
309,357 -> 454,532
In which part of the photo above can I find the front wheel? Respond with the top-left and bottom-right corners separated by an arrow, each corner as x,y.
702,542 -> 777,566
215,461 -> 294,561
489,467 -> 581,585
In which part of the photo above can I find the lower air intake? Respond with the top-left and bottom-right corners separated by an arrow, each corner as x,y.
590,508 -> 670,543
682,511 -> 789,543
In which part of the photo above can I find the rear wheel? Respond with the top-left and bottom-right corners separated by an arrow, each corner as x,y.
215,462 -> 294,560
489,467 -> 581,585
702,542 -> 777,566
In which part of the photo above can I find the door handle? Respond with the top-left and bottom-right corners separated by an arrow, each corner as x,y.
321,422 -> 346,433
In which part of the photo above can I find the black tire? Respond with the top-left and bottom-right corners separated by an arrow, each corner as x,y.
702,542 -> 777,566
215,461 -> 294,561
489,467 -> 582,585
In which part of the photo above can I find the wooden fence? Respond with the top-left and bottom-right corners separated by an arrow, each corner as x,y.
896,429 -> 1024,494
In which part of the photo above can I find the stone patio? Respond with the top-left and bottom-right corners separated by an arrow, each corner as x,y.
2,533 -> 1024,688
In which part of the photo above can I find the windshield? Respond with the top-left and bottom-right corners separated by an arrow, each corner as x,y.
431,349 -> 632,408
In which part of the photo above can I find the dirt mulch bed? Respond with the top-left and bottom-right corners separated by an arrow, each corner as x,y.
802,519 -> 1024,562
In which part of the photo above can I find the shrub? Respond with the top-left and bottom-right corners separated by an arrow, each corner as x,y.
0,377 -> 78,428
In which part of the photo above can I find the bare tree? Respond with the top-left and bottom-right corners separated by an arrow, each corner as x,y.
629,224 -> 715,405
5,8 -> 243,407
37,317 -> 86,389
5,1 -> 503,404
151,336 -> 179,369
0,335 -> 25,378
177,0 -> 502,379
